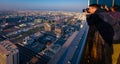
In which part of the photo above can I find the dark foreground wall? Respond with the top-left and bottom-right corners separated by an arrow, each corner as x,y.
80,26 -> 112,64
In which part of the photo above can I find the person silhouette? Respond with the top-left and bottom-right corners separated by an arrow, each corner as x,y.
87,4 -> 114,64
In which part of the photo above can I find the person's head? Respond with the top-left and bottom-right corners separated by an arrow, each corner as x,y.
104,5 -> 109,12
100,4 -> 109,12
100,4 -> 105,9
110,6 -> 119,12
88,4 -> 98,14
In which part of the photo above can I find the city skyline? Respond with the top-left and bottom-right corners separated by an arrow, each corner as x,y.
0,0 -> 88,12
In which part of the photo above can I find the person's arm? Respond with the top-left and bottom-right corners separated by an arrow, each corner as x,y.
87,14 -> 99,26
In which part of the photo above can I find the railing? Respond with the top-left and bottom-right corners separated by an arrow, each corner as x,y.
48,21 -> 112,64
80,25 -> 116,64
80,26 -> 106,64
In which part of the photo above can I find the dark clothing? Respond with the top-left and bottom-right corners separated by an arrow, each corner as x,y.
87,7 -> 113,64
87,11 -> 114,46
119,21 -> 120,25
95,8 -> 106,13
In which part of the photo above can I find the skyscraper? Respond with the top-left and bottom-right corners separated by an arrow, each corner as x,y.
0,40 -> 19,64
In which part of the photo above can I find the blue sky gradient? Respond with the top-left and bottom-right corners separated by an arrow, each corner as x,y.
0,0 -> 88,11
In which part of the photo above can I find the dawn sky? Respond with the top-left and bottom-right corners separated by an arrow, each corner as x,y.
0,0 -> 88,12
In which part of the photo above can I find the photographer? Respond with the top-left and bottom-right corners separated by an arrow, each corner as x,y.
86,4 -> 114,64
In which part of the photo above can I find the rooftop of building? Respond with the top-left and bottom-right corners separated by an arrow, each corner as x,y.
0,40 -> 18,55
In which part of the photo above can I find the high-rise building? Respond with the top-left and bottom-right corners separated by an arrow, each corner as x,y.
0,40 -> 19,64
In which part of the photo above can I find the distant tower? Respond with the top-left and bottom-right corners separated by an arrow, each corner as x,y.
44,22 -> 51,32
0,40 -> 19,64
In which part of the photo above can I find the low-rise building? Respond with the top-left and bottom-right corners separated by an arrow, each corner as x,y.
0,40 -> 19,64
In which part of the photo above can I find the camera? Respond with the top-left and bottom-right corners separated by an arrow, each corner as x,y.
83,8 -> 89,13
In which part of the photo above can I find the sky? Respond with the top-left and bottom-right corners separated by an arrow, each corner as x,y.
0,0 -> 88,12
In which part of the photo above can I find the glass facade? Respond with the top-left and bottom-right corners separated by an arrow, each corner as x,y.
89,0 -> 120,7
89,0 -> 97,5
98,0 -> 112,7
114,0 -> 120,6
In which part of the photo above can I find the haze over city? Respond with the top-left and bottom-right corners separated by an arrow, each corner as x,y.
0,0 -> 88,12
0,0 -> 87,63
